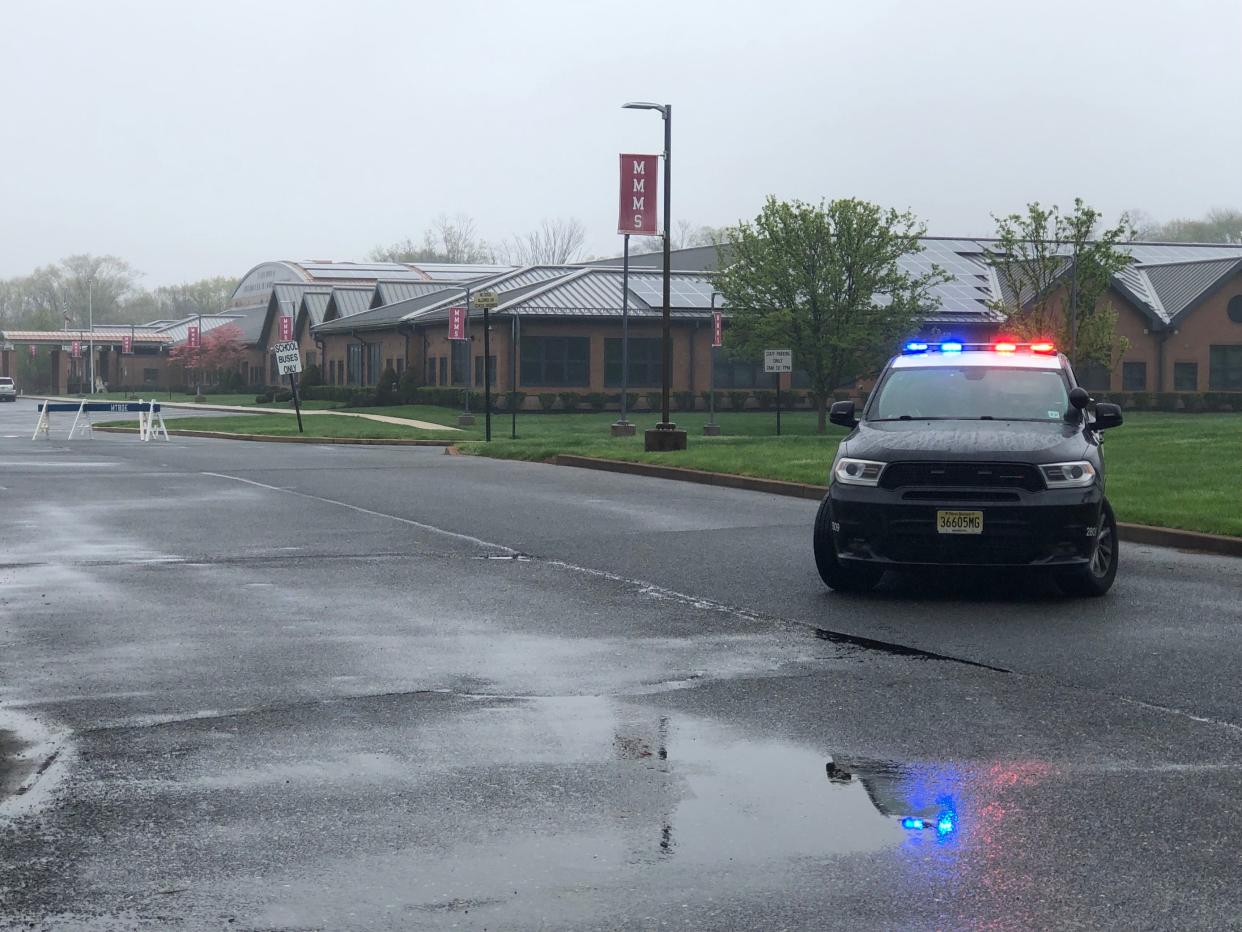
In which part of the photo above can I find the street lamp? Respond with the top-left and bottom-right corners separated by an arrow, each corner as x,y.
623,100 -> 686,452
706,291 -> 722,436
87,276 -> 94,394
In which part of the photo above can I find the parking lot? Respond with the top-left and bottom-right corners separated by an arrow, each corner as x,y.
3,395 -> 1242,930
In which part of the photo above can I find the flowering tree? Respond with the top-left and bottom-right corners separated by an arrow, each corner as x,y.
168,324 -> 247,386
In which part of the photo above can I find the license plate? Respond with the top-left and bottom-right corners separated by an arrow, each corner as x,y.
937,510 -> 983,535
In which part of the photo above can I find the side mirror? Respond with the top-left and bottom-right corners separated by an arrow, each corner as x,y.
1093,402 -> 1124,431
829,400 -> 858,428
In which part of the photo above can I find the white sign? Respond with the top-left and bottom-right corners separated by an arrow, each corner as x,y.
272,341 -> 302,376
764,349 -> 792,373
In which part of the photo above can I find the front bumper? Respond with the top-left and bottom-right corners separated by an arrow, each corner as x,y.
828,482 -> 1104,567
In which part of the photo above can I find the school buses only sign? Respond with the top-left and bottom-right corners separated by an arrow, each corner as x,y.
272,341 -> 302,376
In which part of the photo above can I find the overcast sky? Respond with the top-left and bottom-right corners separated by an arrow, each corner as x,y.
2,0 -> 1239,286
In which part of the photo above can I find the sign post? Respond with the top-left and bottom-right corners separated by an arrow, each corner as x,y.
474,291 -> 498,441
706,307 -> 724,435
271,340 -> 304,433
764,349 -> 792,436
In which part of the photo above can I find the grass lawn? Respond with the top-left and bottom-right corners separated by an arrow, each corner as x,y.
453,408 -> 1242,538
69,391 -> 339,410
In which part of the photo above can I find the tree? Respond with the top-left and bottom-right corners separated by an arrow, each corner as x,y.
497,218 -> 587,265
370,214 -> 495,263
637,219 -> 726,253
715,197 -> 948,433
1130,207 -> 1242,244
986,199 -> 1134,371
168,323 -> 247,387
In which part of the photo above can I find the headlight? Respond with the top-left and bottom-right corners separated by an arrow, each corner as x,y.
1040,461 -> 1097,488
833,458 -> 886,487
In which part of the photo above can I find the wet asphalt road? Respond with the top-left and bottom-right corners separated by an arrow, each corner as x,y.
1,396 -> 1241,931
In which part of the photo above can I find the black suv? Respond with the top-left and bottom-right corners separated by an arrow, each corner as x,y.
814,341 -> 1124,597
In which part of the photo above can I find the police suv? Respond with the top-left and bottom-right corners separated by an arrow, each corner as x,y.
814,340 -> 1124,597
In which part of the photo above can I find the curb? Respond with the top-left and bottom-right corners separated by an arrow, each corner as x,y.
546,454 -> 1242,559
92,427 -> 453,447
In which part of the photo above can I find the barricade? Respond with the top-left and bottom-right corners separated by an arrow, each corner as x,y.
33,399 -> 169,441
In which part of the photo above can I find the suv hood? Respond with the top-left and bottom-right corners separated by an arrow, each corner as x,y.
842,419 -> 1089,465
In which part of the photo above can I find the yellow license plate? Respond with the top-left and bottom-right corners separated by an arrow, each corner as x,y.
937,510 -> 983,535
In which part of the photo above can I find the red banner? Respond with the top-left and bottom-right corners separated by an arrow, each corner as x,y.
712,311 -> 723,348
29,345 -> 37,358
187,326 -> 200,349
618,154 -> 659,236
70,341 -> 81,358
122,335 -> 132,354
448,306 -> 467,341
279,315 -> 293,342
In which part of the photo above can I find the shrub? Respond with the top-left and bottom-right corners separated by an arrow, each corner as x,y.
397,366 -> 420,404
376,365 -> 399,406
557,392 -> 582,411
753,390 -> 775,410
299,362 -> 322,390
273,390 -> 293,403
301,385 -> 354,404
1181,392 -> 1207,413
255,393 -> 273,404
508,391 -> 527,411
728,391 -> 750,411
538,393 -> 558,411
584,392 -> 609,412
346,391 -> 377,407
673,390 -> 696,412
701,391 -> 720,410
625,392 -> 641,411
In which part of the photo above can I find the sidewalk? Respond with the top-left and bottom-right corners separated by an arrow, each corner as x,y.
35,397 -> 459,432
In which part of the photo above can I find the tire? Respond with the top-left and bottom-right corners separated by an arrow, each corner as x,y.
813,497 -> 883,593
1055,499 -> 1119,597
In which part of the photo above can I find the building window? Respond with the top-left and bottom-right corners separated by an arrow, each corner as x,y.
604,338 -> 661,387
367,343 -> 381,385
1174,362 -> 1198,391
520,336 -> 590,387
438,356 -> 448,386
1077,361 -> 1111,392
1122,361 -> 1146,391
474,355 -> 497,387
427,358 -> 436,385
1209,345 -> 1242,390
1228,295 -> 1242,324
346,344 -> 362,384
396,359 -> 404,376
451,342 -> 470,385
143,368 -> 159,384
713,358 -> 765,389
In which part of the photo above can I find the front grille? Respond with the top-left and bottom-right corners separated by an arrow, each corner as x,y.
880,462 -> 1044,493
900,490 -> 1021,502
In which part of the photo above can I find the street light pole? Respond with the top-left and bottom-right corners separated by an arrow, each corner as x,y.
87,277 -> 94,393
623,100 -> 686,452
706,291 -> 721,435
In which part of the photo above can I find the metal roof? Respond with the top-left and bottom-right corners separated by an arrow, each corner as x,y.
322,286 -> 375,322
372,280 -> 454,307
408,263 -> 517,281
300,291 -> 332,327
298,262 -> 429,282
1139,257 -> 1242,323
1,328 -> 170,344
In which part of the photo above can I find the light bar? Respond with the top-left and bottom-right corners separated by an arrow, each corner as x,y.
899,341 -> 1057,356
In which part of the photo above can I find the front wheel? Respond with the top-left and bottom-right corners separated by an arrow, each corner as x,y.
813,497 -> 883,593
1055,499 -> 1118,597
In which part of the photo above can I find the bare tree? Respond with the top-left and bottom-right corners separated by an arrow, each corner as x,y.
498,218 -> 587,265
637,219 -> 726,253
1128,206 -> 1242,243
370,213 -> 495,263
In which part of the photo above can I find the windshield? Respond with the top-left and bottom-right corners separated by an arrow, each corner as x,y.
0,378 -> 12,385
869,366 -> 1069,421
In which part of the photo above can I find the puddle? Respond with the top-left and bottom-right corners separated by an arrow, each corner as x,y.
0,707 -> 71,819
244,697 -> 970,927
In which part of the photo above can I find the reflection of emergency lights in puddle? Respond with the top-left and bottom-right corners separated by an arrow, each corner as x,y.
828,759 -> 960,843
